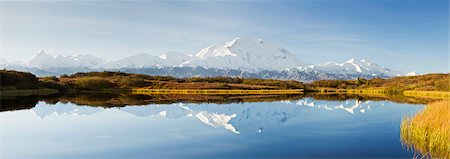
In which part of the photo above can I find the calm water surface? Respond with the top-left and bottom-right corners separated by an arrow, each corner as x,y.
0,96 -> 424,158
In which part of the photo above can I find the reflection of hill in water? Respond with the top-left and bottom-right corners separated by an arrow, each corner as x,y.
0,96 -> 39,112
29,97 -> 386,134
1,93 -> 305,111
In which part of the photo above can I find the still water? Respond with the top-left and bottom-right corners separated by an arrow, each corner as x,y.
0,94 -> 424,158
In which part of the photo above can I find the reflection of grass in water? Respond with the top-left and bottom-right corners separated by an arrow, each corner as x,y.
401,100 -> 450,159
133,89 -> 304,95
404,90 -> 450,99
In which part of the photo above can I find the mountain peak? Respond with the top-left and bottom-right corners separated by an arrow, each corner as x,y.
197,37 -> 279,59
28,51 -> 105,69
190,37 -> 305,71
227,37 -> 266,46
33,50 -> 52,58
345,58 -> 355,63
345,58 -> 372,64
38,50 -> 47,55
28,51 -> 54,68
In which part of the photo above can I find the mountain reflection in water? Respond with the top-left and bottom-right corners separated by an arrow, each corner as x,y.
0,92 -> 433,112
30,99 -> 380,134
1,92 -> 430,134
0,92 -> 429,158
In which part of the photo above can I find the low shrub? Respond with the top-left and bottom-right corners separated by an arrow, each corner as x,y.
74,77 -> 115,90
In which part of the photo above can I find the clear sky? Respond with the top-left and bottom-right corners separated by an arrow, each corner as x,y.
0,0 -> 448,73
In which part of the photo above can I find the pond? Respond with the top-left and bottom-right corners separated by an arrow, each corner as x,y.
0,93 -> 426,158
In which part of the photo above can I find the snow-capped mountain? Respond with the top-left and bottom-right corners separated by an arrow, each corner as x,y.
297,58 -> 402,77
100,38 -> 303,71
1,38 -> 408,81
181,38 -> 305,71
0,58 -> 25,68
100,53 -> 161,68
160,51 -> 191,67
27,51 -> 106,69
101,51 -> 191,69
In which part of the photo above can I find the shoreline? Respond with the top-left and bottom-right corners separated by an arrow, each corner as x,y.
2,88 -> 449,100
133,89 -> 304,95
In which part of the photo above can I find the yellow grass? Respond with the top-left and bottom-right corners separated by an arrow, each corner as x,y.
404,90 -> 450,99
341,89 -> 385,94
133,89 -> 304,95
400,100 -> 450,158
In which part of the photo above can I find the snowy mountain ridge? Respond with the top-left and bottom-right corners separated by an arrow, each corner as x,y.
292,58 -> 402,77
27,51 -> 106,69
1,37 -> 409,80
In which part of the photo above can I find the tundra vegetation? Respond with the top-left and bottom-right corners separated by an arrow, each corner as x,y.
401,100 -> 450,159
1,70 -> 448,96
0,70 -> 305,92
308,74 -> 449,93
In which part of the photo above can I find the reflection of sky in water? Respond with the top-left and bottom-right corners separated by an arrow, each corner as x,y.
0,98 -> 424,159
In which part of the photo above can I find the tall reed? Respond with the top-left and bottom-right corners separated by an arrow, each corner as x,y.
401,100 -> 450,158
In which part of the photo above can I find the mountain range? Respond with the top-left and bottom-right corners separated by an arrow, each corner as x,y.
0,37 -> 408,81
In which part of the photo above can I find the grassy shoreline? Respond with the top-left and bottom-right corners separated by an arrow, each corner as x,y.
1,70 -> 448,98
2,87 -> 448,99
401,100 -> 450,158
311,88 -> 450,100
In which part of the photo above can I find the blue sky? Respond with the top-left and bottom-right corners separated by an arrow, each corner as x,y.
1,0 -> 448,73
